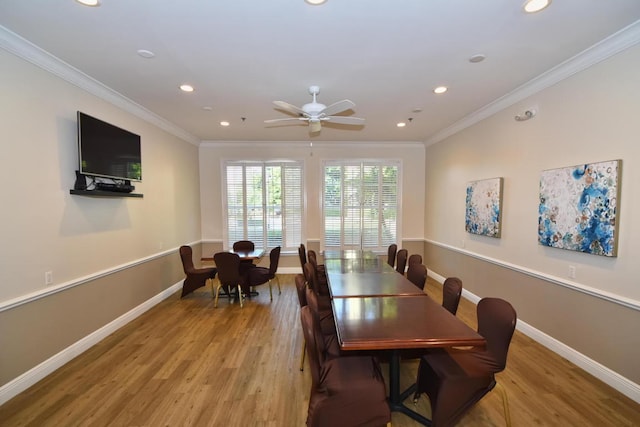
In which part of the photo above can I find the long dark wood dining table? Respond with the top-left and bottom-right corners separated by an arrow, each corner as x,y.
324,249 -> 485,425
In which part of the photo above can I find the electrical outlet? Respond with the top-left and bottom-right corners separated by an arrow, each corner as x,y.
461,239 -> 466,249
45,271 -> 53,286
568,265 -> 576,279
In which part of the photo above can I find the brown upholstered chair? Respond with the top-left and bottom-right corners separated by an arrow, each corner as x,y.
305,254 -> 329,296
395,248 -> 408,274
295,274 -> 309,371
408,253 -> 422,267
212,252 -> 244,308
387,243 -> 398,267
407,263 -> 427,290
178,245 -> 217,298
414,297 -> 517,427
442,277 -> 463,315
305,286 -> 339,356
298,244 -> 308,273
307,249 -> 326,278
246,246 -> 281,300
232,240 -> 255,252
300,305 -> 391,427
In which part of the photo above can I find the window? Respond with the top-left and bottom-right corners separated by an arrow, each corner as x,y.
323,161 -> 400,251
223,161 -> 303,251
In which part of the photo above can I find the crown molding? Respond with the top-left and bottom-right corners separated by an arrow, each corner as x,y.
425,20 -> 640,146
200,140 -> 424,149
0,25 -> 200,146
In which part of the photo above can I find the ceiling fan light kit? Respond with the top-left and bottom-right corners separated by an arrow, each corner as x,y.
265,85 -> 365,134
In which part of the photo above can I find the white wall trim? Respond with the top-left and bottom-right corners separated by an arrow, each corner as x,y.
0,241 -> 200,313
425,239 -> 640,312
0,281 -> 182,406
425,20 -> 640,146
0,25 -> 200,146
427,271 -> 640,403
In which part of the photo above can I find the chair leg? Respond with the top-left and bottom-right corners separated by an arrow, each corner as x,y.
210,278 -> 215,299
276,275 -> 281,295
268,280 -> 273,301
214,283 -> 221,308
299,338 -> 306,371
237,285 -> 243,308
495,381 -> 512,427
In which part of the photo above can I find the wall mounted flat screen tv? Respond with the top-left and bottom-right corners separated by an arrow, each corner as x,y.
77,111 -> 142,181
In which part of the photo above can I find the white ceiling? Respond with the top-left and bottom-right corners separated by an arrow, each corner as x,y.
1,1 -> 639,143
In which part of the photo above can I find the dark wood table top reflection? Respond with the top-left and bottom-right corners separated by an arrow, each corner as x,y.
332,296 -> 485,351
327,271 -> 426,298
324,257 -> 395,274
202,248 -> 265,262
228,248 -> 265,260
323,249 -> 379,260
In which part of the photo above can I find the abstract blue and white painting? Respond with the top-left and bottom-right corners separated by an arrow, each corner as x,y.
538,160 -> 620,257
465,177 -> 503,238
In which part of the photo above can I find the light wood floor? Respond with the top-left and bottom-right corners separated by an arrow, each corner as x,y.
1,275 -> 639,426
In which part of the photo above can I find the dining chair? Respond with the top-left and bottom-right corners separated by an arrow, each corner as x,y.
395,248 -> 408,274
232,240 -> 254,252
298,243 -> 308,273
300,305 -> 391,427
413,297 -> 517,427
295,274 -> 309,371
178,245 -> 217,298
233,240 -> 257,278
212,252 -> 244,308
387,243 -> 398,267
442,277 -> 463,315
306,254 -> 329,295
307,249 -> 326,279
408,253 -> 422,267
246,246 -> 281,300
406,263 -> 427,291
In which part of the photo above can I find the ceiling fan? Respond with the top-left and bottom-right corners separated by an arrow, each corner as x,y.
264,85 -> 365,133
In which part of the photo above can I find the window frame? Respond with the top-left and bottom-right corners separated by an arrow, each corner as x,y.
321,159 -> 402,252
221,159 -> 304,252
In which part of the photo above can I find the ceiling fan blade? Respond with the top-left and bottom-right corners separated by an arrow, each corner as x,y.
324,116 -> 365,125
273,101 -> 306,116
320,99 -> 355,116
264,117 -> 307,124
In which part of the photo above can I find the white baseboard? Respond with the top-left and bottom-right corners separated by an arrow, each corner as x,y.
427,271 -> 640,403
0,281 -> 182,406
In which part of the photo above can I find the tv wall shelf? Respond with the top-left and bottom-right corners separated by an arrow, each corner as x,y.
70,190 -> 143,198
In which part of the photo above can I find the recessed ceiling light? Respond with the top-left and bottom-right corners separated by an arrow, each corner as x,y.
305,0 -> 327,5
469,54 -> 486,63
202,106 -> 213,111
433,86 -> 448,94
180,84 -> 194,92
523,0 -> 551,13
75,0 -> 100,6
220,121 -> 230,127
397,122 -> 406,128
137,49 -> 155,59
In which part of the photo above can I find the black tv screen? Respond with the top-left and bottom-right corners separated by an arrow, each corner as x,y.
77,111 -> 142,181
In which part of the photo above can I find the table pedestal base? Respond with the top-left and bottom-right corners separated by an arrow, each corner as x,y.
388,350 -> 432,426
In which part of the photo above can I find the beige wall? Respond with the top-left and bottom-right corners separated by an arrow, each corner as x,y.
424,45 -> 640,383
0,50 -> 202,387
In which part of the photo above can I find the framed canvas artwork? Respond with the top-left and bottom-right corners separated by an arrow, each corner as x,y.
538,160 -> 621,257
465,177 -> 503,238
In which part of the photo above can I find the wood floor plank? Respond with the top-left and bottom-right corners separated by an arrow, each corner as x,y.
0,275 -> 638,426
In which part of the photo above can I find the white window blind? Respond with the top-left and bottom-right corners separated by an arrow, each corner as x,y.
223,161 -> 303,251
323,161 -> 399,251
